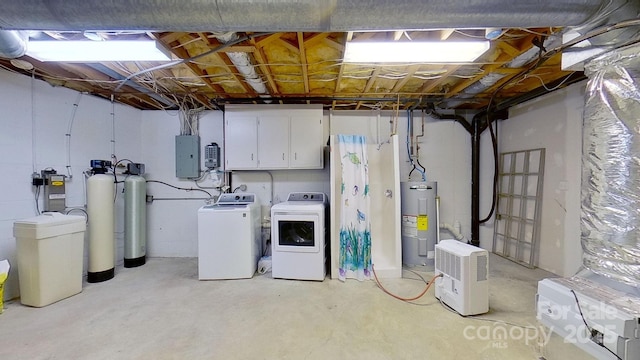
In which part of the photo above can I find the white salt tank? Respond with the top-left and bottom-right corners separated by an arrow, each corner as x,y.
14,213 -> 86,307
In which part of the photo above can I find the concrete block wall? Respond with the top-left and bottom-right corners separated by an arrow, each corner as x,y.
0,69 -> 141,301
0,65 -> 586,303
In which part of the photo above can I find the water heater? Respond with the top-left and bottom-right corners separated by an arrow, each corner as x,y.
401,181 -> 438,266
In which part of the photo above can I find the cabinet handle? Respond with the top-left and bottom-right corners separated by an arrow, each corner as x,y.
251,153 -> 254,161
282,153 -> 285,160
295,153 -> 297,160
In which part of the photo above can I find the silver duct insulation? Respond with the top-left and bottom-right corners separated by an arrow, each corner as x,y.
0,0 -> 605,31
581,43 -> 640,287
0,30 -> 26,58
213,32 -> 267,94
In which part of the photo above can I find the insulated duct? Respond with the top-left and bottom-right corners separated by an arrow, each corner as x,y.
213,32 -> 267,95
0,1 -> 606,31
445,36 -> 562,108
0,30 -> 26,59
581,43 -> 640,287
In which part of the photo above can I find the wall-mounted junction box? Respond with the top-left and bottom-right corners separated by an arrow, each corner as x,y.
175,135 -> 200,178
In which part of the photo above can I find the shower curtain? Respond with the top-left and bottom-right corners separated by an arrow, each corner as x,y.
338,134 -> 371,281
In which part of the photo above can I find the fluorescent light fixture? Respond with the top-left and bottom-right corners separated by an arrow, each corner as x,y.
26,40 -> 172,62
343,41 -> 490,63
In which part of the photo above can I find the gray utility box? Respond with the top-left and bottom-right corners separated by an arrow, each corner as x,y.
175,135 -> 200,178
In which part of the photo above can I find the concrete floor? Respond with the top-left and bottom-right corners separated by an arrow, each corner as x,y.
0,254 -> 592,360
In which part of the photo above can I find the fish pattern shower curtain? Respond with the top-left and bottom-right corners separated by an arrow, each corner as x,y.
338,134 -> 371,281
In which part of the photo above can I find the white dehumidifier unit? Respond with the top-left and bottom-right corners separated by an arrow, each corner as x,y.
434,240 -> 489,316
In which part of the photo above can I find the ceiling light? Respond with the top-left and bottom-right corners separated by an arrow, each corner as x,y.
26,40 -> 172,62
343,41 -> 490,63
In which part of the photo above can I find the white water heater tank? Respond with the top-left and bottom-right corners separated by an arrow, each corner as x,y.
87,173 -> 115,283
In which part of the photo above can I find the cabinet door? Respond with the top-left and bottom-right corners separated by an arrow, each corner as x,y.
258,116 -> 290,169
290,116 -> 323,168
225,116 -> 258,169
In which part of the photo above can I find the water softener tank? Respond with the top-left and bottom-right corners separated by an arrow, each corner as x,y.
124,175 -> 146,267
401,181 -> 438,266
87,173 -> 115,282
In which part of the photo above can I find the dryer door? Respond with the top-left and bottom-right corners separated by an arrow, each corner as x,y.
273,213 -> 320,253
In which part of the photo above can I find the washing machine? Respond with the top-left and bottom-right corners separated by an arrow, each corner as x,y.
271,192 -> 328,281
198,193 -> 261,280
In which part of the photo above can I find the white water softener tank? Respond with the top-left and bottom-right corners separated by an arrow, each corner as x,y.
401,181 -> 438,266
87,173 -> 115,282
124,175 -> 146,267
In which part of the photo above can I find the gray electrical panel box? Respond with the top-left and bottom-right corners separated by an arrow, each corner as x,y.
175,135 -> 200,178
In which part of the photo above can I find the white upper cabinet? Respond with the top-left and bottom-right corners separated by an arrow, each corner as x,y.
225,105 -> 324,170
290,115 -> 323,168
225,116 -> 258,170
257,116 -> 290,169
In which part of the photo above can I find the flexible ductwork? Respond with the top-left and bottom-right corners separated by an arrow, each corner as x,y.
0,30 -> 27,59
581,43 -> 640,287
0,0 -> 606,31
213,32 -> 267,95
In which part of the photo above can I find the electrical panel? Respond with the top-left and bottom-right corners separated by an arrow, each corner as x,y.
42,170 -> 66,212
205,142 -> 220,169
175,135 -> 200,178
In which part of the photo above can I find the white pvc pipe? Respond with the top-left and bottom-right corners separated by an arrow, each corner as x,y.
440,222 -> 465,241
436,196 -> 441,244
65,92 -> 83,179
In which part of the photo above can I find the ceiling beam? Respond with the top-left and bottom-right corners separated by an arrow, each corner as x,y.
165,44 -> 228,96
418,65 -> 463,94
297,32 -> 310,94
355,68 -> 381,110
159,32 -> 188,44
322,37 -> 345,52
199,36 -> 258,96
255,33 -> 283,48
277,38 -> 300,55
148,32 -> 214,109
445,34 -> 538,98
52,63 -> 168,109
85,63 -> 177,108
208,45 -> 257,53
305,33 -> 330,47
440,29 -> 456,40
214,51 -> 259,95
496,41 -> 521,58
391,65 -> 420,92
250,38 -> 278,95
333,33 -> 348,94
